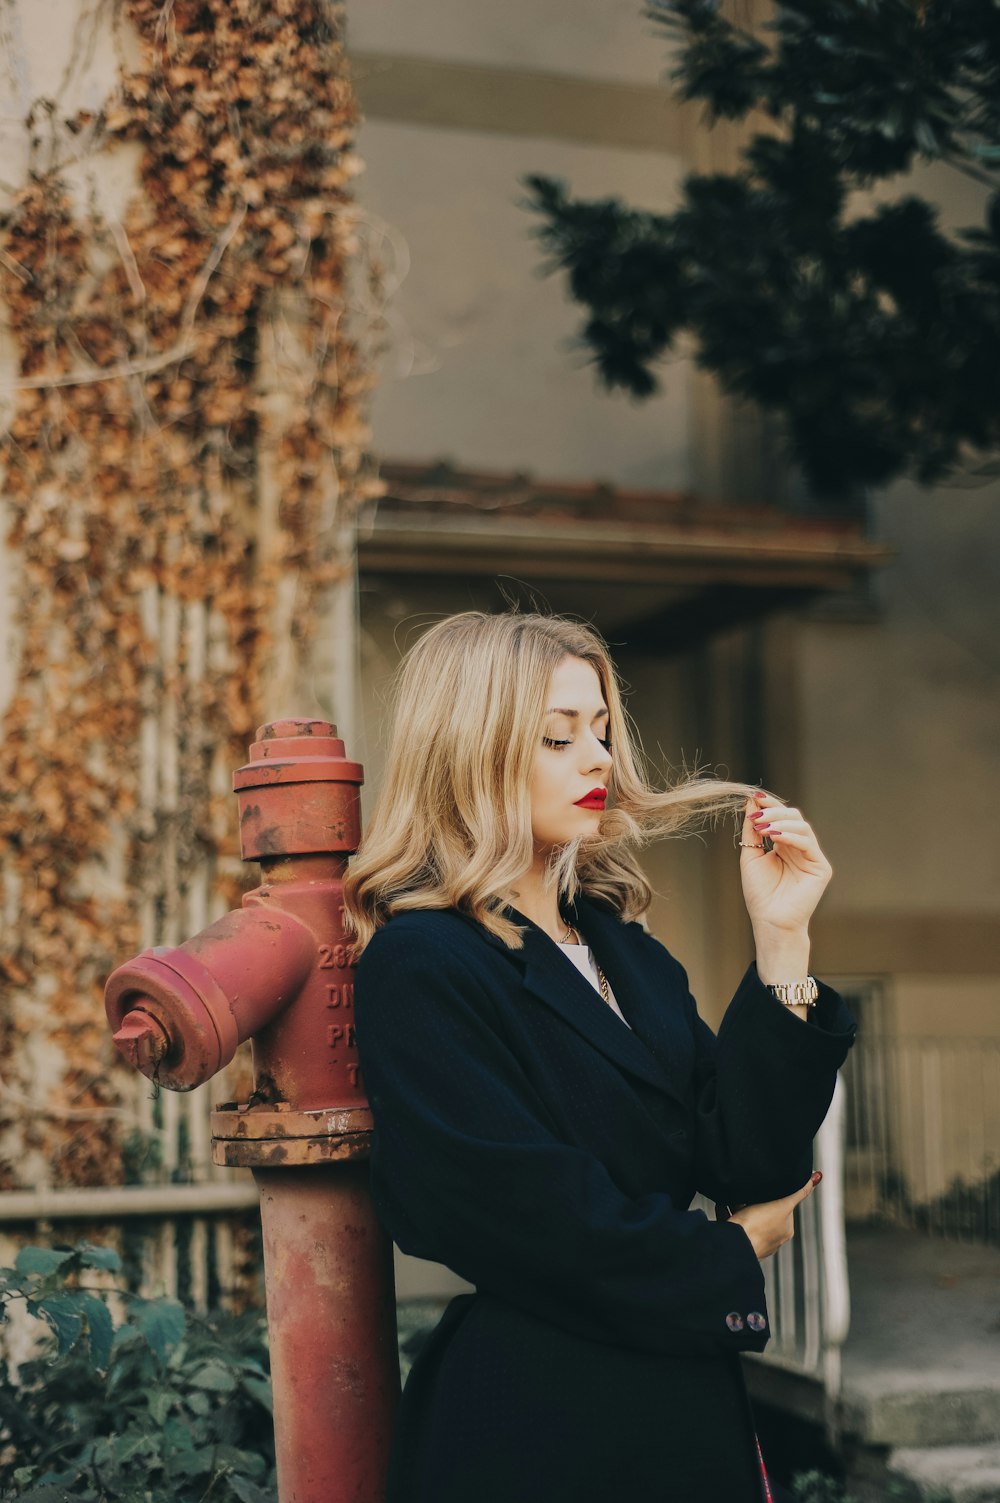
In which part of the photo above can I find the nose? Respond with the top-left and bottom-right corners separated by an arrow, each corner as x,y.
584,731 -> 612,778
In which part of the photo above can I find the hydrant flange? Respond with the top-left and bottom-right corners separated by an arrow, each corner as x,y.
211,1101 -> 374,1168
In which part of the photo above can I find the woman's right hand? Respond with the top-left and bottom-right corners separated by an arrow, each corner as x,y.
725,1171 -> 822,1261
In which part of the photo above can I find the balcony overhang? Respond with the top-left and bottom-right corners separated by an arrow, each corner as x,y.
358,462 -> 892,653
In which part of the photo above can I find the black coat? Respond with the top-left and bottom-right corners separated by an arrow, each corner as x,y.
355,894 -> 857,1502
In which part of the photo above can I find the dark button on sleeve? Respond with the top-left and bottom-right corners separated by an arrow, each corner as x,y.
725,1312 -> 744,1332
747,1311 -> 767,1332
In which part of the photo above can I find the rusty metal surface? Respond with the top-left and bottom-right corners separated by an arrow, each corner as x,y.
212,1101 -> 374,1140
211,1101 -> 374,1167
255,1165 -> 400,1500
234,720 -> 362,860
105,906 -> 316,1090
213,1134 -> 372,1167
111,1008 -> 170,1074
105,719 -> 367,1104
242,868 -> 365,1111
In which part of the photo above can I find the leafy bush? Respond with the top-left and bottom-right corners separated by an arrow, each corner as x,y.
0,1244 -> 275,1503
791,1467 -> 951,1503
791,1472 -> 856,1503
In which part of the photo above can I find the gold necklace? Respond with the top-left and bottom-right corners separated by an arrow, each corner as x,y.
561,922 -> 611,1005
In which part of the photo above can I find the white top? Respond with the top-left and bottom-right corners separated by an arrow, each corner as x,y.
557,941 -> 632,1031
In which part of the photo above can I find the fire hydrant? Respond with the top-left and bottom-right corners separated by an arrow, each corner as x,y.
104,720 -> 400,1503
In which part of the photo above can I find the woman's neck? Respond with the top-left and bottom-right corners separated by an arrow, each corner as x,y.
505,857 -> 568,943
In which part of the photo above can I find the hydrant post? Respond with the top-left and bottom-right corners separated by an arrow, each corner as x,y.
256,1165 -> 400,1496
105,720 -> 400,1503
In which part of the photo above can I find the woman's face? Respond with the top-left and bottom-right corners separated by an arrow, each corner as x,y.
529,655 -> 613,852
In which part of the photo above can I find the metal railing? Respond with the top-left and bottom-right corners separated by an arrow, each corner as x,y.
754,1076 -> 850,1409
0,1182 -> 261,1313
737,1022 -> 1000,1438
842,1033 -> 1000,1245
696,1076 -> 850,1425
0,1064 -> 260,1310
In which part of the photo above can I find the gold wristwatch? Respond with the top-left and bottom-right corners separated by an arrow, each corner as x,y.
768,977 -> 819,1007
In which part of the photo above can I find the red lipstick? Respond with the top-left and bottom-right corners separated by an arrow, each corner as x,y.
574,788 -> 607,810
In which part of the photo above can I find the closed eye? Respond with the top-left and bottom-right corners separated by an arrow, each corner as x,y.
542,735 -> 612,751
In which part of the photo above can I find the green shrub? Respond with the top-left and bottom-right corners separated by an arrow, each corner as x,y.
791,1467 -> 951,1503
0,1243 -> 275,1503
791,1469 -> 855,1503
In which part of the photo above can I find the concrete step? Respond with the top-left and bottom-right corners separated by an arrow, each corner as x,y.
888,1443 -> 1000,1502
840,1229 -> 1000,1450
745,1358 -> 1000,1450
841,1375 -> 1000,1448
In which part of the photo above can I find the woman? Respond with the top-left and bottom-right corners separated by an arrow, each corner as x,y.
345,610 -> 856,1503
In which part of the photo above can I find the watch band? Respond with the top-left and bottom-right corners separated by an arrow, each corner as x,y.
768,976 -> 819,1007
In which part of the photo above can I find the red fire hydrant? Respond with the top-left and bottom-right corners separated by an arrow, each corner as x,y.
105,720 -> 400,1503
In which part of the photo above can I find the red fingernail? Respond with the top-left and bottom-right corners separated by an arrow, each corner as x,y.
812,1171 -> 822,1184
750,812 -> 764,822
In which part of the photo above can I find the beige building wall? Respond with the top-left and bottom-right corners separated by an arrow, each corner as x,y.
799,480 -> 1000,1211
349,2 -> 1000,1294
351,0 -> 671,82
352,124 -> 691,486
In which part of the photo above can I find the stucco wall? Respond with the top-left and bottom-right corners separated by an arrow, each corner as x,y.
348,0 -> 671,85
801,484 -> 1000,920
355,122 -> 692,488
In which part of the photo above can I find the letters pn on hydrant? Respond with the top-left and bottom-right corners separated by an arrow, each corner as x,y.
105,719 -> 400,1503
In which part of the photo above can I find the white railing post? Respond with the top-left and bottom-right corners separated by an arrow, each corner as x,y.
816,1073 -> 850,1440
750,1071 -> 851,1445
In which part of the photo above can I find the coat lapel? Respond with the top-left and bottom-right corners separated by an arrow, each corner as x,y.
481,897 -> 691,1103
570,895 -> 694,1103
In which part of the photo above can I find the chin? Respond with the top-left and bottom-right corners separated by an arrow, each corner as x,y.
566,810 -> 605,842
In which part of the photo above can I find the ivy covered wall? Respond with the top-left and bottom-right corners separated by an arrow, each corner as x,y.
0,0 -> 378,1206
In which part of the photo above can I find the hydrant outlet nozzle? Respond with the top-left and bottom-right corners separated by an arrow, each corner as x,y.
113,1009 -> 170,1073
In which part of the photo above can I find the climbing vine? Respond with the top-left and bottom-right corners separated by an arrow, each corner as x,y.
0,0 -> 379,1188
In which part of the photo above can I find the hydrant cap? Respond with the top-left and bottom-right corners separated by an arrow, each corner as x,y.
233,718 -> 363,859
105,950 -> 231,1089
242,721 -> 362,781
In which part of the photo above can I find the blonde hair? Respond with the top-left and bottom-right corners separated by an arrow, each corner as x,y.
344,610 -> 758,953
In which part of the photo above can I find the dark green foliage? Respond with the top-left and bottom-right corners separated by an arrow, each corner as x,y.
525,0 -> 1000,498
790,1471 -> 950,1503
790,1471 -> 856,1503
0,1245 -> 275,1503
912,1164 -> 1000,1243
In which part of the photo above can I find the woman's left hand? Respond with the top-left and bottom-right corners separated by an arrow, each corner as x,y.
739,792 -> 833,936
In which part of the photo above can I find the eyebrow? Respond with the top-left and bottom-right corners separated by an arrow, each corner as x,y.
546,706 -> 609,718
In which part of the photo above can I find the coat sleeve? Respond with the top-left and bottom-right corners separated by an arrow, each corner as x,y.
355,919 -> 771,1358
671,951 -> 858,1207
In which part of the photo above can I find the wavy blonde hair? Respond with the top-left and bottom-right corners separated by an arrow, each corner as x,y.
344,610 -> 758,953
